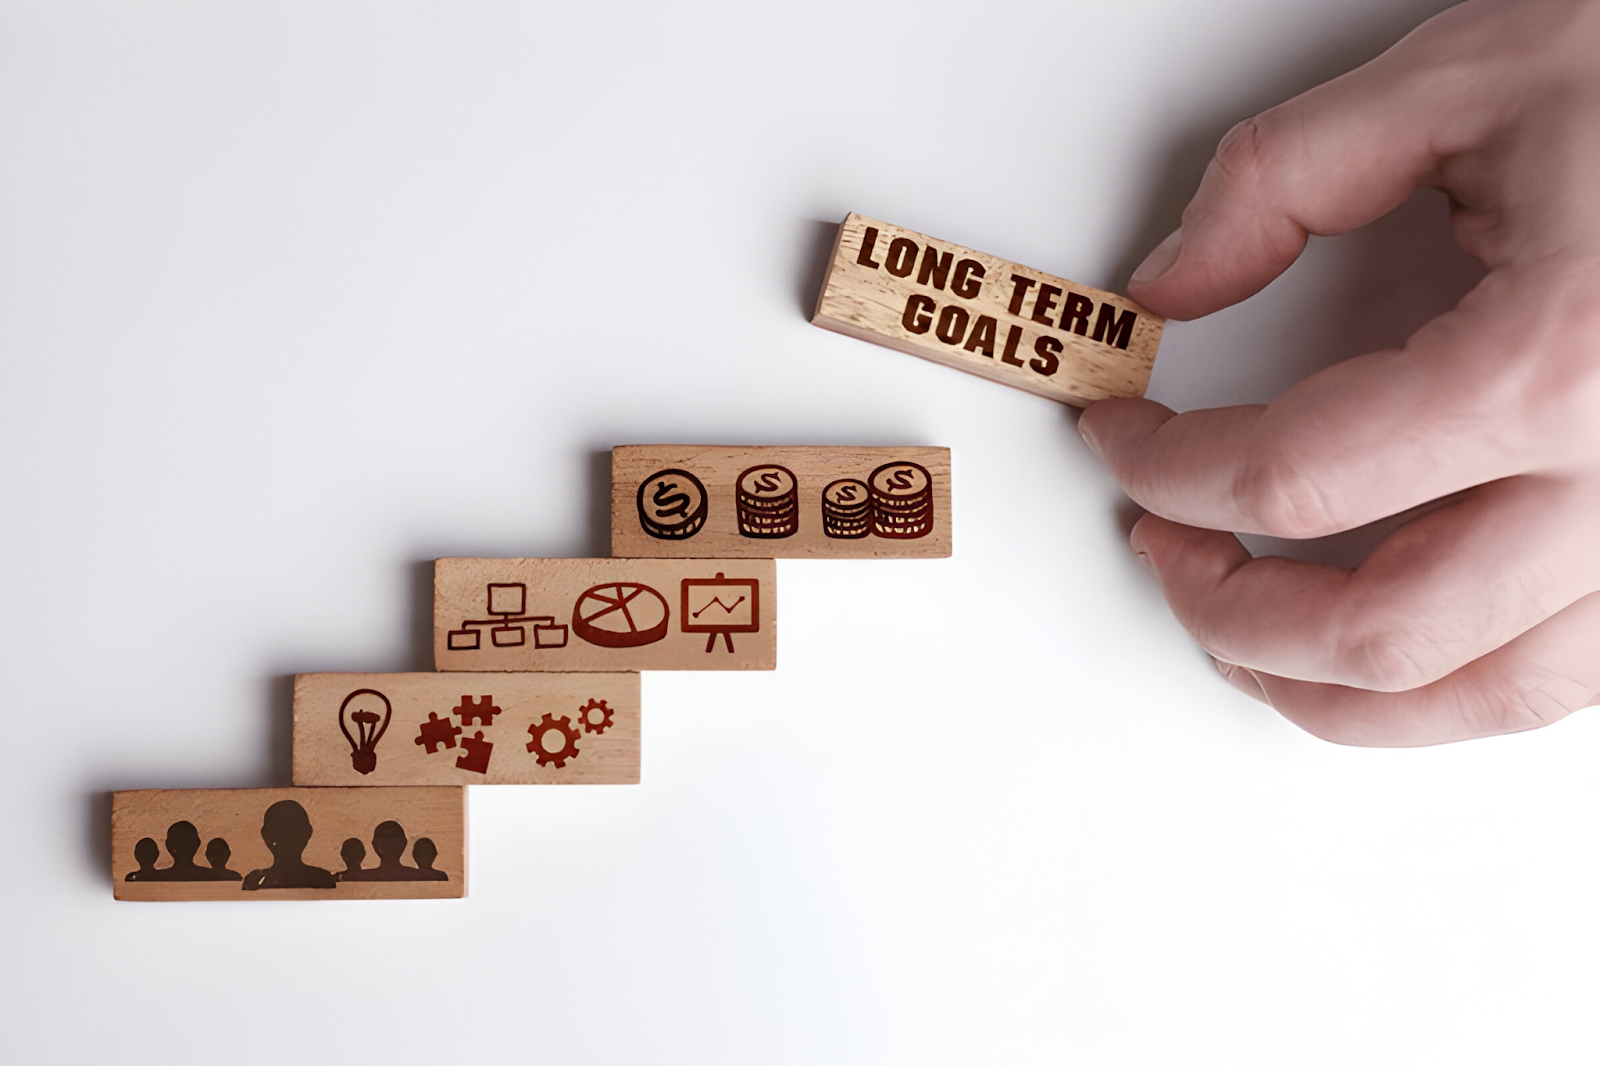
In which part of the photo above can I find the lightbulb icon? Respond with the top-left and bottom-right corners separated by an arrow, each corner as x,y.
338,688 -> 392,775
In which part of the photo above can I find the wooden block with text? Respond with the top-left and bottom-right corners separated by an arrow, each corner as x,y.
612,445 -> 951,559
435,557 -> 775,671
293,672 -> 640,785
812,213 -> 1163,406
113,787 -> 465,901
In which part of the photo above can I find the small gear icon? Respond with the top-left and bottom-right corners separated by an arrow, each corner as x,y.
526,713 -> 581,768
578,698 -> 614,735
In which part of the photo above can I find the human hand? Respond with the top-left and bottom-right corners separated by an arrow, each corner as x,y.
1078,0 -> 1600,746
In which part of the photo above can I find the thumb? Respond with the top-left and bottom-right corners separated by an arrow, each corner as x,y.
1129,29 -> 1464,320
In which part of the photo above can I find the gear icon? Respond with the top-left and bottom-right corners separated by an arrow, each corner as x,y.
526,713 -> 581,768
578,698 -> 614,735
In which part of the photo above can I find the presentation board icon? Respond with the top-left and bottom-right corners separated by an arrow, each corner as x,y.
611,446 -> 951,559
680,572 -> 760,652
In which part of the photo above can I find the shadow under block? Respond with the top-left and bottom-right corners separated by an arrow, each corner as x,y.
611,445 -> 951,559
113,787 -> 466,901
434,557 -> 776,671
293,672 -> 640,786
812,213 -> 1164,407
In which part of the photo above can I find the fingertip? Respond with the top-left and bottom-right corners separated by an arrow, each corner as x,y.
1078,398 -> 1175,466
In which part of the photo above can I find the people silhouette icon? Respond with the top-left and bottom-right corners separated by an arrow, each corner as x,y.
411,837 -> 449,881
125,837 -> 160,882
153,820 -> 208,881
205,837 -> 241,881
122,822 -> 238,882
336,837 -> 367,881
335,820 -> 444,881
241,800 -> 336,890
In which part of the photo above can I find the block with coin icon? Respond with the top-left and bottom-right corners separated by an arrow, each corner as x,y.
813,213 -> 1164,406
612,446 -> 951,559
435,557 -> 776,671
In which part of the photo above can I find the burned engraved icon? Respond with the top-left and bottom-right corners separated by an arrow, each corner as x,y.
868,461 -> 934,539
637,468 -> 708,540
338,689 -> 392,775
736,464 -> 798,538
572,581 -> 670,648
681,572 -> 760,652
447,582 -> 570,651
821,478 -> 871,539
526,713 -> 582,767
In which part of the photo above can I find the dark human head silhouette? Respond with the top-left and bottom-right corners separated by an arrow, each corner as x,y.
241,799 -> 336,890
205,837 -> 231,869
339,837 -> 366,873
165,821 -> 202,866
131,837 -> 159,874
371,821 -> 407,865
412,838 -> 438,871
260,800 -> 314,860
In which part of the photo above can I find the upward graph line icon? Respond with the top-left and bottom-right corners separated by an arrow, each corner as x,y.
692,595 -> 746,618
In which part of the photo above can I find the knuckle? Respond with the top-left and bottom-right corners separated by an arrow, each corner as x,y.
1210,113 -> 1290,192
1213,118 -> 1267,182
1231,455 -> 1339,538
1335,629 -> 1445,693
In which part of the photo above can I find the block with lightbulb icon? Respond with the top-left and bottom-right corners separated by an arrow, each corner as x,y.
293,672 -> 640,786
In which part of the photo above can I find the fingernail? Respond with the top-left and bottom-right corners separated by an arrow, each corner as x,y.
1212,657 -> 1269,704
1077,419 -> 1104,459
1131,228 -> 1182,285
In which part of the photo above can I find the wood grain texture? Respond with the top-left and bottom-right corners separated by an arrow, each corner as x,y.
434,557 -> 775,671
812,213 -> 1163,407
113,787 -> 465,901
293,672 -> 640,785
611,445 -> 951,559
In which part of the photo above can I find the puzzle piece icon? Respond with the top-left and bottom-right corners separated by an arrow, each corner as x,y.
453,695 -> 501,727
414,712 -> 462,754
455,730 -> 493,774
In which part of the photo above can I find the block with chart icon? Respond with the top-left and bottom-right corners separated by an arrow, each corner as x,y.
113,787 -> 465,901
813,213 -> 1164,406
292,672 -> 641,785
434,558 -> 776,671
611,445 -> 952,559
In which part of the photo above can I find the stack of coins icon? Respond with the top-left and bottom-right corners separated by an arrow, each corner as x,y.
867,461 -> 934,539
736,464 -> 799,538
820,478 -> 871,538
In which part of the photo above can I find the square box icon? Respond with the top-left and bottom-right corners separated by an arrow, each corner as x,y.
487,583 -> 526,616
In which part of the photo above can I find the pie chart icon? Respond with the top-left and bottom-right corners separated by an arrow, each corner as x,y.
571,582 -> 670,648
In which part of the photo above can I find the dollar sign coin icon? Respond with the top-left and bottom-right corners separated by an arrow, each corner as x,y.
867,461 -> 933,540
736,464 -> 799,538
637,469 -> 708,540
821,478 -> 871,539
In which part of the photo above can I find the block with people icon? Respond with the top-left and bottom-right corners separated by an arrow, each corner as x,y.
113,787 -> 465,901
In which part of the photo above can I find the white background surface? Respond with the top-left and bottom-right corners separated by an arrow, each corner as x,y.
4,2 -> 1596,1063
